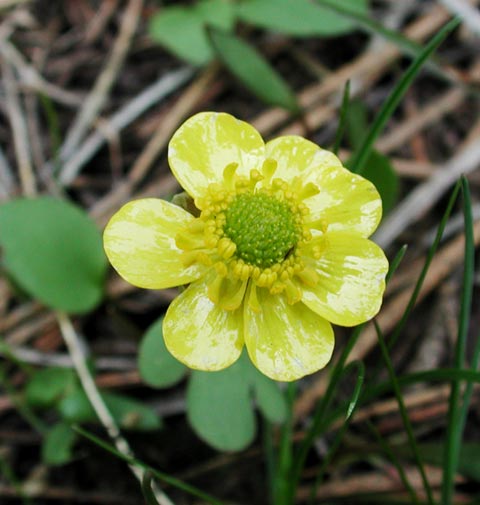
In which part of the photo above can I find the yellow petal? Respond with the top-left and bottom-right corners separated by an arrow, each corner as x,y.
244,288 -> 334,382
103,198 -> 204,289
163,278 -> 244,370
168,112 -> 265,199
301,231 -> 388,326
265,136 -> 382,237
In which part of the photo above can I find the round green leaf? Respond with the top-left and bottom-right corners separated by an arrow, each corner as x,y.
42,422 -> 77,466
138,317 -> 187,388
58,389 -> 162,431
25,367 -> 77,408
0,197 -> 108,314
187,362 -> 255,451
149,0 -> 235,65
248,373 -> 287,424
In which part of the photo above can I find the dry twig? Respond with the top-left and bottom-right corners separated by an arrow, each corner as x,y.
1,59 -> 36,196
59,0 -> 144,162
56,312 -> 175,505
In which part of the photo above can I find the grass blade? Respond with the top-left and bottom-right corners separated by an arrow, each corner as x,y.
332,79 -> 351,155
307,361 -> 365,505
441,176 -> 475,505
142,471 -> 161,505
276,382 -> 297,505
385,180 -> 461,357
349,17 -> 460,174
366,420 -> 420,505
74,425 -> 225,505
374,321 -> 434,505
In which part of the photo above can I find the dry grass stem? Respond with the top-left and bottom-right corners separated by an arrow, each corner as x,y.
253,5 -> 452,137
59,66 -> 194,185
296,465 -> 465,502
0,146 -> 15,200
375,128 -> 480,248
56,312 -> 175,505
90,62 -> 219,222
439,0 -> 480,35
59,0 -> 144,162
1,59 -> 36,196
0,39 -> 83,106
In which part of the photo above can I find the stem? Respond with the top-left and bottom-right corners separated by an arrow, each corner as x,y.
56,312 -> 175,505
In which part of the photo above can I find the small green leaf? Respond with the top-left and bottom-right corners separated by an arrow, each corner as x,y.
0,197 -> 107,314
25,367 -> 77,408
186,352 -> 287,451
250,371 -> 287,424
236,0 -> 367,36
149,0 -> 235,65
138,317 -> 187,388
58,389 -> 162,431
187,360 -> 255,451
208,27 -> 299,112
42,422 -> 77,466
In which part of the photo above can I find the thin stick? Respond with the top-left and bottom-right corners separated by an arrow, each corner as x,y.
58,67 -> 194,185
252,4 -> 452,136
55,312 -> 175,505
90,62 -> 219,221
0,145 -> 15,200
375,133 -> 480,248
0,39 -> 83,107
439,0 -> 480,36
60,0 -> 144,161
1,59 -> 36,196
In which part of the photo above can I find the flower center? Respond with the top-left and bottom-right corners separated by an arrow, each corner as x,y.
175,162 -> 321,310
223,193 -> 299,269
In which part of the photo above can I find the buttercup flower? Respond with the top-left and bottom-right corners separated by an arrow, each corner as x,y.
103,112 -> 388,381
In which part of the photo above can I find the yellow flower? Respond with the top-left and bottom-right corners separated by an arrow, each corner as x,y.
103,112 -> 388,382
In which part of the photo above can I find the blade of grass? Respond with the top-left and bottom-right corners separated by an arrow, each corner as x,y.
263,419 -> 277,505
349,17 -> 460,174
366,420 -> 420,505
289,356 -> 368,501
314,0 -> 439,65
369,179 -> 461,385
386,244 -> 408,283
366,368 -> 480,402
332,80 -> 350,155
441,176 -> 475,505
387,180 -> 461,350
366,180 -> 461,392
74,425 -> 225,505
374,320 -> 434,505
307,361 -> 365,505
142,472 -> 162,505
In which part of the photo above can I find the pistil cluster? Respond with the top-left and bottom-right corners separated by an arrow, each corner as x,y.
176,160 -> 319,310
